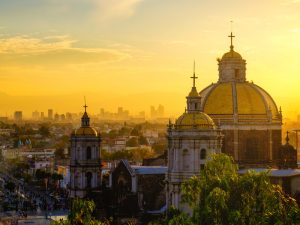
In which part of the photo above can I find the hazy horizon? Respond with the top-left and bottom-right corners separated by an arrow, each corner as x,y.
0,0 -> 300,119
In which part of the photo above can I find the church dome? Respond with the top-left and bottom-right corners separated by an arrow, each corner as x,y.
74,127 -> 98,137
72,103 -> 99,137
221,50 -> 242,60
200,82 -> 280,120
175,112 -> 215,130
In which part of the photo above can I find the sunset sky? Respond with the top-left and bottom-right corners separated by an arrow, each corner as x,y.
0,0 -> 300,118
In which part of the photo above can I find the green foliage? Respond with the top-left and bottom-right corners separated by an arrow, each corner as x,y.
138,135 -> 148,145
51,198 -> 111,225
101,149 -> 133,161
164,154 -> 300,225
35,169 -> 51,181
38,123 -> 50,137
152,143 -> 166,155
126,137 -> 139,147
101,148 -> 155,162
55,148 -> 65,159
5,181 -> 15,192
52,172 -> 63,181
130,126 -> 141,136
149,207 -> 193,225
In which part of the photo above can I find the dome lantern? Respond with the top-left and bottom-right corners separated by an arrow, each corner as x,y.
218,32 -> 246,83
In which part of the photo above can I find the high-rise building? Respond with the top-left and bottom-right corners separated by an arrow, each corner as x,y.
48,109 -> 53,120
40,112 -> 45,119
32,110 -> 39,120
14,111 -> 22,122
157,104 -> 165,118
150,106 -> 155,119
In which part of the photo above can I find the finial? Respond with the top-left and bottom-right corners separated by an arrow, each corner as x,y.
286,131 -> 290,144
190,61 -> 198,88
228,21 -> 235,51
279,106 -> 282,114
83,96 -> 88,113
185,107 -> 187,113
168,119 -> 172,129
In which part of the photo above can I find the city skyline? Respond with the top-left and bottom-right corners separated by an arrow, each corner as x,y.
0,0 -> 299,118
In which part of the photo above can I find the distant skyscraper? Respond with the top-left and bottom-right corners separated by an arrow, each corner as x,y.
48,109 -> 53,120
66,112 -> 72,121
14,111 -> 22,122
54,113 -> 59,121
40,112 -> 45,119
150,106 -> 156,119
150,105 -> 165,119
157,104 -> 165,118
32,110 -> 39,120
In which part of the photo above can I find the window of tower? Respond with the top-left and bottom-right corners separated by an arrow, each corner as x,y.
195,103 -> 198,109
235,69 -> 239,80
200,149 -> 206,160
246,138 -> 259,161
183,149 -> 189,170
86,172 -> 92,188
86,146 -> 92,160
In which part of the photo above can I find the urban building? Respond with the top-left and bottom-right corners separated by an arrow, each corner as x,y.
14,111 -> 22,122
48,109 -> 53,120
69,104 -> 102,198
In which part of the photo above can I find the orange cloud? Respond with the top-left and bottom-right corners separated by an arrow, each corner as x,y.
0,36 -> 129,67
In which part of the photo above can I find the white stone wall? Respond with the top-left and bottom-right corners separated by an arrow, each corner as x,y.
166,128 -> 222,211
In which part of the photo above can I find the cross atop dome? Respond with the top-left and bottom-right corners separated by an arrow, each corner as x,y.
228,20 -> 235,51
190,61 -> 198,88
83,96 -> 88,113
228,32 -> 235,51
81,97 -> 90,127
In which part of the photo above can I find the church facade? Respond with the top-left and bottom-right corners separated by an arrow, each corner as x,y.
199,33 -> 282,168
166,72 -> 223,211
69,105 -> 102,198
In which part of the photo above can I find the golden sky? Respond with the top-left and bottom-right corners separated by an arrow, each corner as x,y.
0,0 -> 300,119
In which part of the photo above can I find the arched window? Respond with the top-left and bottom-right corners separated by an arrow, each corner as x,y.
246,138 -> 258,161
200,149 -> 206,160
235,69 -> 239,79
183,149 -> 189,170
86,146 -> 91,160
86,172 -> 92,188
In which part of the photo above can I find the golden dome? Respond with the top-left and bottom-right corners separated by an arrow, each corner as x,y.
175,112 -> 215,130
200,82 -> 280,120
222,50 -> 242,60
74,127 -> 98,136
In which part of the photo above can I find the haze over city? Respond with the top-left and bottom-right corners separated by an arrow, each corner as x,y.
0,0 -> 299,118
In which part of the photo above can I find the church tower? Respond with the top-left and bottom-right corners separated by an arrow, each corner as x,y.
69,103 -> 101,198
166,66 -> 223,212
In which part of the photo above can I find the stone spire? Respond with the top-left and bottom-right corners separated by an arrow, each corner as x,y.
186,62 -> 201,112
81,97 -> 90,127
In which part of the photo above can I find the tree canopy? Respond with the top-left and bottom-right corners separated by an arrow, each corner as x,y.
156,153 -> 300,225
51,198 -> 110,225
